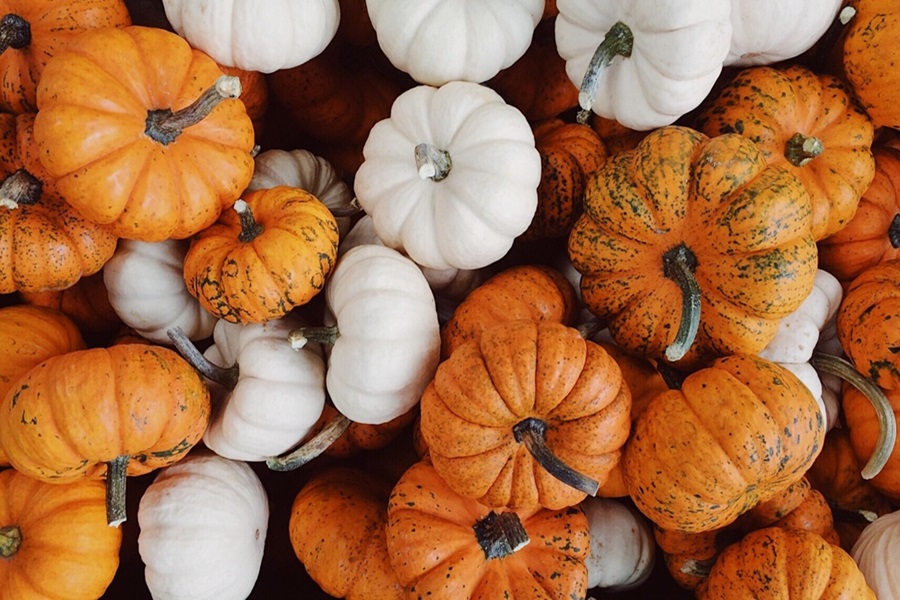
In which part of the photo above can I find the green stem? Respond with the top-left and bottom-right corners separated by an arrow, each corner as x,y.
512,417 -> 599,496
166,326 -> 240,390
0,525 -> 22,558
415,143 -> 452,181
106,455 -> 129,527
234,199 -> 264,243
785,133 -> 824,167
811,352 -> 897,480
266,413 -> 352,471
288,325 -> 340,349
576,21 -> 634,124
145,75 -> 242,145
889,214 -> 900,249
473,511 -> 530,560
0,14 -> 30,53
0,169 -> 42,209
662,244 -> 701,363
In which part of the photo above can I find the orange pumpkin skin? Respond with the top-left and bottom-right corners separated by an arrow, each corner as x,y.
289,467 -> 404,600
0,0 -> 131,114
19,271 -> 123,336
843,384 -> 900,501
0,468 -> 122,599
183,185 -> 339,324
589,115 -> 648,155
217,62 -> 268,137
32,26 -> 255,242
624,354 -> 824,533
0,344 -> 210,482
694,65 -> 875,240
310,404 -> 417,459
695,527 -> 876,599
386,460 -> 590,600
421,320 -> 631,510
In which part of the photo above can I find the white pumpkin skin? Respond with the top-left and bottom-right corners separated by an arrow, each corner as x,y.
851,509 -> 900,599
137,451 -> 269,600
366,0 -> 545,86
554,0 -> 732,130
202,315 -> 327,462
322,245 -> 441,424
355,81 -> 541,271
103,239 -> 217,344
162,0 -> 340,73
581,497 -> 656,591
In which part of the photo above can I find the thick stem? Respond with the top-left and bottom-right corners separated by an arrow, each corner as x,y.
512,417 -> 599,496
415,143 -> 452,181
145,75 -> 242,145
577,21 -> 634,124
811,352 -> 897,480
889,214 -> 900,249
288,325 -> 340,350
656,361 -> 687,390
106,455 -> 129,527
576,316 -> 606,340
167,326 -> 239,390
266,413 -> 352,471
329,197 -> 363,218
680,558 -> 714,579
662,244 -> 701,363
0,169 -> 42,209
0,14 -> 30,53
234,199 -> 264,243
473,511 -> 530,560
785,133 -> 824,167
0,525 -> 21,558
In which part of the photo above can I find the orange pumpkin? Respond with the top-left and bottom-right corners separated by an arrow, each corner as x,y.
310,403 -> 417,459
32,25 -> 255,242
217,62 -> 269,137
843,383 -> 900,501
19,271 -> 123,336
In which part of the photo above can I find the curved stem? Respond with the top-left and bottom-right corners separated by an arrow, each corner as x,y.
106,455 -> 129,527
785,133 -> 824,167
0,14 -> 30,53
889,214 -> 900,249
288,325 -> 340,350
512,417 -> 599,496
662,244 -> 701,363
576,316 -> 606,340
266,413 -> 352,471
167,326 -> 239,390
415,143 -> 452,181
234,199 -> 264,243
473,511 -> 530,560
0,525 -> 21,558
0,169 -> 42,209
145,75 -> 242,145
576,21 -> 634,124
811,352 -> 897,480
329,197 -> 363,218
680,557 -> 714,579
656,360 -> 686,390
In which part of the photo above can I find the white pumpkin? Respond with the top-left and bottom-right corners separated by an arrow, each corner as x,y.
554,0 -> 733,130
162,0 -> 340,73
581,497 -> 656,592
726,0 -> 843,66
247,148 -> 355,237
851,509 -> 900,599
103,239 -> 216,344
290,244 -> 441,424
137,451 -> 269,600
199,315 -> 327,462
366,0 -> 545,85
354,81 -> 541,271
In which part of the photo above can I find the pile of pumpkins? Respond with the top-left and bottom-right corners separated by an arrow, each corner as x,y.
2,0 -> 900,598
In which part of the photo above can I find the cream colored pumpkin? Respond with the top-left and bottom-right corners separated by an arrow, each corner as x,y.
851,509 -> 900,599
581,497 -> 656,592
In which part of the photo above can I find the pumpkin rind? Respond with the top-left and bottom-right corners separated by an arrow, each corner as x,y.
851,509 -> 900,599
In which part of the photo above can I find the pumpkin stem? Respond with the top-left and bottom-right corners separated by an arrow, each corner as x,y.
105,455 -> 129,527
576,316 -> 606,340
266,413 -> 352,471
576,21 -> 634,124
0,169 -> 42,209
784,133 -> 824,167
144,75 -> 242,146
680,557 -> 715,579
889,214 -> 900,249
415,143 -> 452,181
329,196 -> 363,218
812,5 -> 857,70
662,244 -> 701,363
0,525 -> 22,558
166,326 -> 240,390
234,199 -> 264,243
512,417 -> 600,496
288,325 -> 340,349
656,361 -> 686,390
473,511 -> 530,560
825,499 -> 878,525
810,352 -> 897,480
0,14 -> 30,53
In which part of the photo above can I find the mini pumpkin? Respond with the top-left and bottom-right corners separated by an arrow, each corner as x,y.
19,271 -> 122,336
851,509 -> 900,599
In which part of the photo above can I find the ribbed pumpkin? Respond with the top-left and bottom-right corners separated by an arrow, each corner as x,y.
0,468 -> 122,599
624,354 -> 824,533
19,271 -> 122,336
694,64 -> 875,241
568,126 -> 818,366
420,319 -> 631,510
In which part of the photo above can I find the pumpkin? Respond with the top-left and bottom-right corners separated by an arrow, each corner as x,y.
568,126 -> 818,366
0,468 -> 122,599
580,496 -> 655,592
103,239 -> 217,344
818,146 -> 900,287
420,319 -> 631,510
183,186 -> 339,324
589,114 -> 648,155
137,450 -> 268,600
162,0 -> 339,73
851,509 -> 900,600
0,343 -> 211,525
365,0 -> 544,86
624,354 -> 824,533
843,383 -> 900,500
0,0 -> 131,114
19,271 -> 122,337
216,62 -> 269,135
694,64 -> 875,241
554,0 -> 732,130
354,80 -> 541,271
289,466 -> 404,600
32,25 -> 255,242
696,527 -> 875,599
305,402 -> 417,460
386,460 -> 591,600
